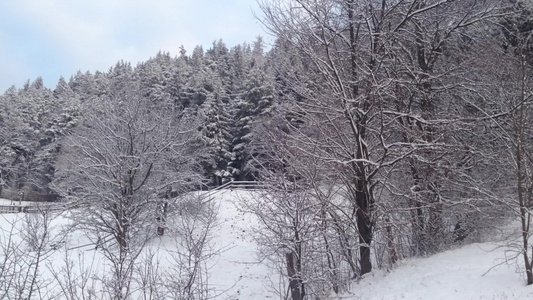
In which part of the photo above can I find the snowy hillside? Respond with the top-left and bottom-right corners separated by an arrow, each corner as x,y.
337,242 -> 533,300
202,189 -> 280,299
204,190 -> 533,300
1,190 -> 533,299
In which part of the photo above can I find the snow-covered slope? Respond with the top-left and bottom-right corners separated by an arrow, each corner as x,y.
206,189 -> 279,299
337,243 -> 533,300
212,190 -> 533,300
1,190 -> 533,299
199,190 -> 533,300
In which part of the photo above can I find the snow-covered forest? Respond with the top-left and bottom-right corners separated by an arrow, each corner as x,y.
1,0 -> 533,299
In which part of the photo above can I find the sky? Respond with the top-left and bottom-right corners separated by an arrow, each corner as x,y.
0,0 -> 269,93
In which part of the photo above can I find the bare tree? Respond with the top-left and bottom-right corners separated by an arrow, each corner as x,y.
249,119 -> 360,298
161,195 -> 217,300
0,209 -> 61,300
259,0 -> 404,276
259,3 -> 508,286
52,75 -> 204,299
481,0 -> 533,284
47,245 -> 100,300
383,0 -> 504,255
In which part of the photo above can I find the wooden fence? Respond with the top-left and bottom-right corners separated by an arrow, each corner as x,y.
199,180 -> 265,204
209,180 -> 265,191
0,202 -> 63,214
0,189 -> 61,202
0,181 -> 264,214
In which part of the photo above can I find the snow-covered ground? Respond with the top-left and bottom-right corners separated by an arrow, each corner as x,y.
201,189 -> 279,299
337,242 -> 533,300
1,190 -> 533,299
215,190 -> 533,300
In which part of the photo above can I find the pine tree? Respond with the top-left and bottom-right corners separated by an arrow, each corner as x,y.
229,40 -> 275,181
200,91 -> 233,186
0,77 -> 79,196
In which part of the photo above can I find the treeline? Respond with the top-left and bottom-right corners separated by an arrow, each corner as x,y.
0,37 -> 275,197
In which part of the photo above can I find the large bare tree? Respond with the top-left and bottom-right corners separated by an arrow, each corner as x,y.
53,75 -> 204,299
259,1 -> 505,282
480,0 -> 533,284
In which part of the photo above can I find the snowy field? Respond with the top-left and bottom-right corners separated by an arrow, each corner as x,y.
1,190 -> 533,299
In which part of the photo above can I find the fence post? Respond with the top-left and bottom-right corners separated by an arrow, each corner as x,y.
19,191 -> 24,212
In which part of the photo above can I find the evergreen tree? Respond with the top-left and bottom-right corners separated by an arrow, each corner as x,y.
0,77 -> 79,196
229,42 -> 275,181
69,71 -> 93,98
200,90 -> 233,186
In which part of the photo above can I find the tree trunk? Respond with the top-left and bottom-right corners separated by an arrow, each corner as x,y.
157,201 -> 168,236
119,219 -> 128,253
285,252 -> 305,300
518,151 -> 533,284
114,202 -> 128,253
384,216 -> 398,265
516,51 -> 533,285
356,186 -> 372,275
